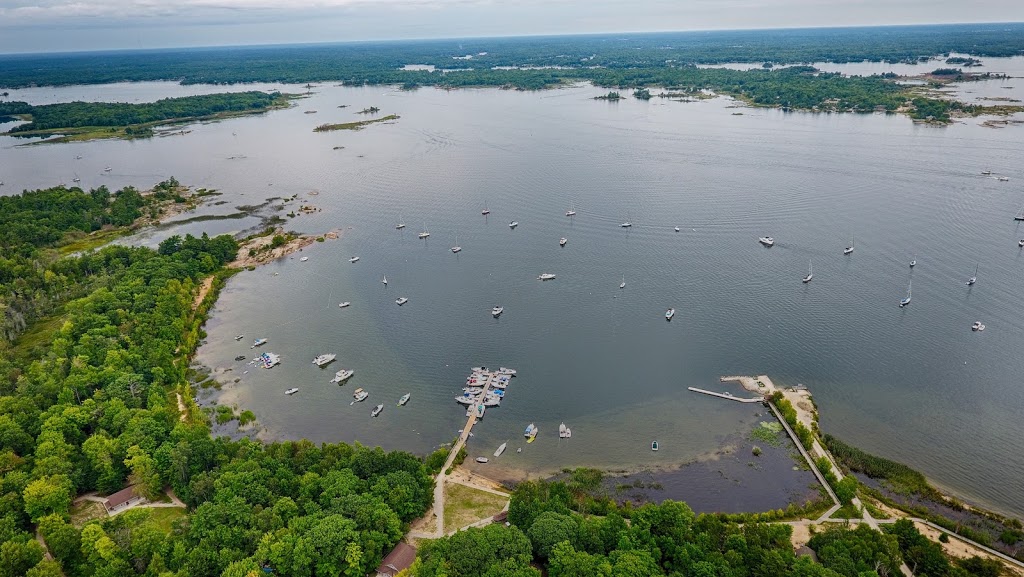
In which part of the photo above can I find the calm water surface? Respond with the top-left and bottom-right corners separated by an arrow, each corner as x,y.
3,79 -> 1024,517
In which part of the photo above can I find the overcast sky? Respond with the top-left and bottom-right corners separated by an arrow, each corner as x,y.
1,0 -> 1022,54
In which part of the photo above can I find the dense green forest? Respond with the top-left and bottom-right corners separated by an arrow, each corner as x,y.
0,92 -> 284,136
409,474 -> 1000,576
1,24 -> 1022,89
0,184 -> 440,576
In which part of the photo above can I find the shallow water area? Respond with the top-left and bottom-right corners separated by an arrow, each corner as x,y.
3,79 -> 1024,517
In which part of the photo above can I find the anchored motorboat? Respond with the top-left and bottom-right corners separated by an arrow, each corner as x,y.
509,221 -> 518,229
971,321 -> 986,332
559,237 -> 567,246
674,226 -> 680,232
398,393 -> 411,406
537,273 -> 556,280
665,308 -> 675,320
330,369 -> 354,384
492,306 -> 504,317
300,256 -> 309,262
396,297 -> 408,305
234,334 -> 244,341
312,354 -> 336,367
349,256 -> 359,263
338,302 -> 351,308
475,457 -> 489,463
758,236 -> 774,247
285,388 -> 299,395
251,338 -> 268,348
371,404 -> 384,417
353,389 -> 368,402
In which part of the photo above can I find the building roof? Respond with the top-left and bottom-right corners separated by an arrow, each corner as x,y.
103,485 -> 141,508
376,541 -> 416,575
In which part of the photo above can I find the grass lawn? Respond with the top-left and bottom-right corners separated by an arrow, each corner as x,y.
69,501 -> 106,528
146,507 -> 187,532
444,483 -> 509,532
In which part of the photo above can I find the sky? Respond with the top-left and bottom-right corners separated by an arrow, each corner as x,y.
0,0 -> 1022,54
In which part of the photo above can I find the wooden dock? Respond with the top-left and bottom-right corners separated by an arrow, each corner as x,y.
688,387 -> 764,403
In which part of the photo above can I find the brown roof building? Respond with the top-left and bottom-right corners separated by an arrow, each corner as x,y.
376,541 -> 416,577
102,486 -> 147,514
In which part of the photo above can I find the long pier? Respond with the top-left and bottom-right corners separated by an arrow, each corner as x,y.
687,387 -> 764,403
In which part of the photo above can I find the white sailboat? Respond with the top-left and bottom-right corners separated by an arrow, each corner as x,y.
566,202 -> 576,217
619,274 -> 625,289
451,234 -> 462,253
900,280 -> 912,307
418,222 -> 430,239
482,203 -> 490,216
966,263 -> 978,286
396,213 -> 406,229
382,274 -> 388,286
802,260 -> 813,283
844,235 -> 855,255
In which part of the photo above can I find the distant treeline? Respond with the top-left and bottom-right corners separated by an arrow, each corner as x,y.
0,91 -> 282,133
0,24 -> 1023,89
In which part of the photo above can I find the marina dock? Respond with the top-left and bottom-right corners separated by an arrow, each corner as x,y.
687,387 -> 764,403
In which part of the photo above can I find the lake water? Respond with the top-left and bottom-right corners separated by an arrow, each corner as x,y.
3,79 -> 1024,518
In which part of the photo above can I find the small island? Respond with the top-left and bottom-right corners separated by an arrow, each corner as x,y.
313,114 -> 399,132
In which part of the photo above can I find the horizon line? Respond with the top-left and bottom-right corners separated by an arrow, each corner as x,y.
2,20 -> 1022,58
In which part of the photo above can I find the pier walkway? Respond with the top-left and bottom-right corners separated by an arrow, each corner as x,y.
688,387 -> 764,403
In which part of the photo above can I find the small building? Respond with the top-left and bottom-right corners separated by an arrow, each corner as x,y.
376,542 -> 416,577
102,486 -> 147,514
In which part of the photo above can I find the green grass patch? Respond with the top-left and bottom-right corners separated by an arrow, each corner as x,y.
10,310 -> 67,363
57,227 -> 131,255
313,114 -> 399,132
146,507 -> 187,533
443,483 -> 509,532
69,500 -> 106,528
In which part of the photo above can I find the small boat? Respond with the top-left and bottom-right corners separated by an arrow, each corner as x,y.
371,404 -> 383,417
966,263 -> 978,286
559,237 -> 567,247
300,256 -> 309,262
418,222 -> 430,239
509,221 -> 518,229
517,447 -> 522,453
910,255 -> 917,267
537,273 -> 556,280
72,174 -> 81,183
475,457 -> 489,463
396,217 -> 406,230
899,280 -> 912,308
338,302 -> 351,308
260,353 -> 281,369
492,306 -> 504,317
353,390 -> 368,403
566,202 -> 576,217
451,235 -> 462,253
251,338 -> 268,348
981,170 -> 992,175
234,355 -> 247,361
802,260 -> 813,283
75,155 -> 82,159
843,235 -> 855,255
527,427 -> 538,443
234,334 -> 244,341
1019,240 -> 1024,248
398,393 -> 411,406
482,204 -> 490,216
559,423 -> 572,439
620,221 -> 632,228
103,166 -> 112,172
651,440 -> 659,451
382,274 -> 388,285
665,308 -> 675,320
304,110 -> 317,114
524,423 -> 536,438
396,297 -> 408,305
494,442 -> 507,457
674,226 -> 680,232
349,256 -> 359,263
331,369 -> 354,384
312,353 -> 336,367
758,236 -> 775,247
971,321 -> 986,332
997,176 -> 1010,182
498,367 -> 516,375
285,388 -> 299,395
1015,204 -> 1024,221
620,274 -> 625,289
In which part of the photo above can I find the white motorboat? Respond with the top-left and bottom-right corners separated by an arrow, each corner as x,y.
1019,240 -> 1024,248
300,256 -> 309,262
509,221 -> 518,229
475,457 -> 489,463
331,369 -> 354,384
802,260 -> 813,283
651,440 -> 659,451
899,280 -> 912,307
498,367 -> 516,376
371,404 -> 384,417
910,255 -> 917,267
981,170 -> 992,175
349,256 -> 359,263
674,226 -> 680,232
620,221 -> 632,228
251,338 -> 268,348
758,236 -> 774,247
455,395 -> 476,405
966,263 -> 978,286
103,166 -> 112,172
559,237 -> 567,246
524,423 -> 535,438
494,442 -> 507,457
72,174 -> 81,183
537,273 -> 556,280
353,389 -> 368,402
398,393 -> 411,406
492,306 -> 504,317
395,297 -> 408,305
971,321 -> 986,332
312,353 -> 336,367
665,308 -> 675,320
285,388 -> 299,395
844,235 -> 855,255
997,176 -> 1010,181
559,422 -> 571,439
234,334 -> 244,341
338,302 -> 351,308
